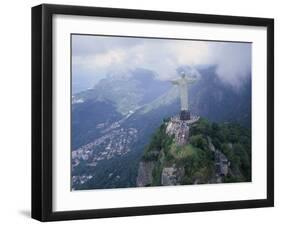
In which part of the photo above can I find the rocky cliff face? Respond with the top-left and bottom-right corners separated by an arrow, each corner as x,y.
161,165 -> 185,186
136,161 -> 155,187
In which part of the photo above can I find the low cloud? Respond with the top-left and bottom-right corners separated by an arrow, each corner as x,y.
72,35 -> 251,88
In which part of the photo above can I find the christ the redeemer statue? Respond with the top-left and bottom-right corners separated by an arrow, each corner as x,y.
171,71 -> 197,120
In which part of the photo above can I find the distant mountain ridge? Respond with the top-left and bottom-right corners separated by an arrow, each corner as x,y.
73,68 -> 171,115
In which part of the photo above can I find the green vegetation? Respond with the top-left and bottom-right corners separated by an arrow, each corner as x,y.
141,117 -> 251,185
190,118 -> 251,181
142,123 -> 173,161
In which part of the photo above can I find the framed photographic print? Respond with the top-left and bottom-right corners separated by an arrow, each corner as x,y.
32,4 -> 274,221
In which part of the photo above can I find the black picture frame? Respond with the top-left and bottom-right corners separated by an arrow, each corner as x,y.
32,3 -> 274,222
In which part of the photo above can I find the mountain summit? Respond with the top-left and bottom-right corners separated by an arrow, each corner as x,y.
136,116 -> 251,187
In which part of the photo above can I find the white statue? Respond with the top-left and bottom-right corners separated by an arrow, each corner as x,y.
171,71 -> 197,120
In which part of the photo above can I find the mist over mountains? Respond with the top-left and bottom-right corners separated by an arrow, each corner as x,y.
71,65 -> 251,190
72,35 -> 252,92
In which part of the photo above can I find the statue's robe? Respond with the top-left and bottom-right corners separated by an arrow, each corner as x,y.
171,75 -> 196,112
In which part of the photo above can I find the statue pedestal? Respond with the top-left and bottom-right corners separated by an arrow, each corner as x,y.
180,110 -> 190,120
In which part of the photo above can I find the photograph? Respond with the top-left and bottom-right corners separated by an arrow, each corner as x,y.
71,34 -> 252,190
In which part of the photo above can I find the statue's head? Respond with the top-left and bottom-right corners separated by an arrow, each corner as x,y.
180,71 -> 186,78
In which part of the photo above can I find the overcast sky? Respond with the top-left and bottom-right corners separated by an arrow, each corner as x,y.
72,34 -> 251,89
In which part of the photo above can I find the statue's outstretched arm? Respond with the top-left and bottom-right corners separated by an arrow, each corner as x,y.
170,80 -> 180,85
187,77 -> 198,84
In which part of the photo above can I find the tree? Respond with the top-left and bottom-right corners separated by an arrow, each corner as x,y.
189,135 -> 208,151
